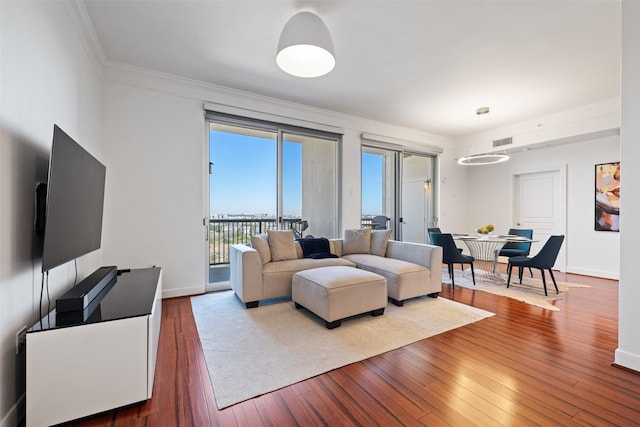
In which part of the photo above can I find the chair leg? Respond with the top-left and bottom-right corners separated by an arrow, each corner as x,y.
450,264 -> 455,288
528,267 -> 534,278
518,266 -> 524,284
548,269 -> 559,294
540,269 -> 548,296
448,264 -> 453,279
507,264 -> 513,288
470,263 -> 476,286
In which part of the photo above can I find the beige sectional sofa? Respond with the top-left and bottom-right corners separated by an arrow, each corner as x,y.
230,229 -> 443,308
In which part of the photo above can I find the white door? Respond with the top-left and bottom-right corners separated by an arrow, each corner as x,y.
513,168 -> 566,271
402,179 -> 427,243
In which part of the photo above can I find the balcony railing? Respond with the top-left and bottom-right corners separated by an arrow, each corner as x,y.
209,217 -> 378,266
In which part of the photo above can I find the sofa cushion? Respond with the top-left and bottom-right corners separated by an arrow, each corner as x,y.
370,229 -> 391,257
342,254 -> 427,276
251,234 -> 271,264
261,258 -> 357,299
343,228 -> 371,255
268,230 -> 297,261
341,253 -> 430,302
263,257 -> 356,274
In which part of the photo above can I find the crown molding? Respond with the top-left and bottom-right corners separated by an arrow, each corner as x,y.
63,0 -> 106,78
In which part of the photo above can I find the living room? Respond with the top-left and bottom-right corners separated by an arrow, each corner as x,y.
1,1 -> 639,426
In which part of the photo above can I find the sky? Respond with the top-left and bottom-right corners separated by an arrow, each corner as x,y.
210,130 -> 382,217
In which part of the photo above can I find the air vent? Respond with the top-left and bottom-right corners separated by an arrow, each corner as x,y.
492,137 -> 513,148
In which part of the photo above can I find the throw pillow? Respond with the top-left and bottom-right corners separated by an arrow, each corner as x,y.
370,229 -> 392,257
297,237 -> 332,258
267,230 -> 297,261
343,228 -> 371,255
251,234 -> 271,264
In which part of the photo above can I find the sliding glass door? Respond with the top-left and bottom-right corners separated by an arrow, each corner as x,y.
283,132 -> 338,239
207,117 -> 339,286
361,146 -> 398,239
361,146 -> 435,243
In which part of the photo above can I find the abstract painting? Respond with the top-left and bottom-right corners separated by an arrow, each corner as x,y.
595,162 -> 620,231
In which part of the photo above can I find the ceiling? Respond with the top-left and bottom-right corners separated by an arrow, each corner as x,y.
83,0 -> 621,139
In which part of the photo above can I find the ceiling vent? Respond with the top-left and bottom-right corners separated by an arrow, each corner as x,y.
492,137 -> 513,148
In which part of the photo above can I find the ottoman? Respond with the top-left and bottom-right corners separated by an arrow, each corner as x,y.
292,266 -> 387,329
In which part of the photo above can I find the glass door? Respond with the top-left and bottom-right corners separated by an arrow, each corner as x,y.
207,117 -> 340,288
361,146 -> 435,243
282,132 -> 338,239
361,146 -> 398,239
208,123 -> 277,287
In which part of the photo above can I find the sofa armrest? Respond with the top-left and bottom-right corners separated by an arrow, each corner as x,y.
386,240 -> 442,285
230,244 -> 263,305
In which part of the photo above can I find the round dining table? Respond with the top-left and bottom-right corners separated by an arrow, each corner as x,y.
453,234 -> 534,283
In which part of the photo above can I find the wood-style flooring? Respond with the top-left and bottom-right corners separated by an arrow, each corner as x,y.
67,267 -> 640,426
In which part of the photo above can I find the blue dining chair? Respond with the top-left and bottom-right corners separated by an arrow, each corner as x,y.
499,228 -> 534,278
430,233 -> 475,287
429,227 -> 464,270
506,235 -> 565,296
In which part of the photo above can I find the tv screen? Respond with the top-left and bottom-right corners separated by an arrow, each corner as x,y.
41,125 -> 106,272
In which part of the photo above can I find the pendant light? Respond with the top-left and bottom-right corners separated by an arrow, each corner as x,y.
276,11 -> 335,78
458,107 -> 510,166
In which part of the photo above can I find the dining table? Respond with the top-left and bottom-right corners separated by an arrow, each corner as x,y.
452,233 -> 535,283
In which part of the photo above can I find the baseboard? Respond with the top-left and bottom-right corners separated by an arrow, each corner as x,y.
162,285 -> 205,299
565,266 -> 619,280
205,281 -> 231,293
1,393 -> 24,427
614,348 -> 640,373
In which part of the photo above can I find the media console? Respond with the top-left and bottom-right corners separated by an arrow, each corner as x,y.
26,267 -> 162,427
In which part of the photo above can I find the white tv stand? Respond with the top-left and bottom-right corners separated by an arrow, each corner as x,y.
26,267 -> 162,427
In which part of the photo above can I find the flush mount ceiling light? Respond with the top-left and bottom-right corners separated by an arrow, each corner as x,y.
276,11 -> 335,78
458,107 -> 510,166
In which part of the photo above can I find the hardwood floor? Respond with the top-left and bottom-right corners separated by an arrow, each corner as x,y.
68,267 -> 640,426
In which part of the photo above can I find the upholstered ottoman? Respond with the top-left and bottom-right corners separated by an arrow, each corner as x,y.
292,266 -> 387,329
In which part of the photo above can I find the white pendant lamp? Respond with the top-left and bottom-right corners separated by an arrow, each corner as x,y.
457,153 -> 509,165
458,107 -> 510,166
276,11 -> 335,78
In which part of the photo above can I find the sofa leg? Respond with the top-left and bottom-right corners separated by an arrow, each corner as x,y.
325,320 -> 341,329
245,301 -> 259,309
389,298 -> 404,307
371,307 -> 385,316
428,292 -> 439,298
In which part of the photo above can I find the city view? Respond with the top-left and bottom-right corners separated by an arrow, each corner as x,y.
208,130 -> 383,269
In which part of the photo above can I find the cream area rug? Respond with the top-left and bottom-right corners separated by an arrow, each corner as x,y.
191,290 -> 494,409
441,268 -> 589,311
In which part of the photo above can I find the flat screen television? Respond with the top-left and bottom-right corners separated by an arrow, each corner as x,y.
41,125 -> 106,272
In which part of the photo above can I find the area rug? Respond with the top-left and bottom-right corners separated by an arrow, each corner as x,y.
191,290 -> 494,409
441,268 -> 590,311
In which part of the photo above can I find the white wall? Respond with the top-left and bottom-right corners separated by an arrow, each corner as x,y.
0,2 -> 103,425
100,83 -> 205,298
459,135 -> 620,279
616,0 -> 640,372
99,64 -> 453,298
